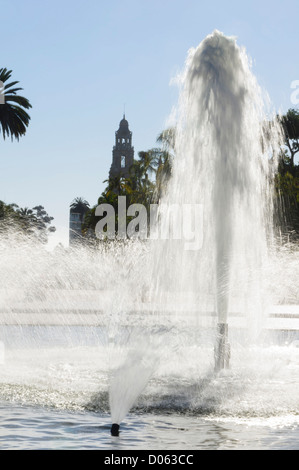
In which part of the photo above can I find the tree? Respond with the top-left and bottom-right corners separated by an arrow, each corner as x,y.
275,109 -> 299,238
155,150 -> 173,201
275,170 -> 299,235
82,128 -> 175,241
103,176 -> 127,197
0,201 -> 19,218
154,128 -> 175,201
0,68 -> 32,140
31,205 -> 56,242
0,201 -> 56,243
280,108 -> 299,169
82,192 -> 116,239
70,197 -> 90,219
137,150 -> 159,178
156,127 -> 176,155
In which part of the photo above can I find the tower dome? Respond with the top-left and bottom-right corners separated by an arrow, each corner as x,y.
119,115 -> 129,129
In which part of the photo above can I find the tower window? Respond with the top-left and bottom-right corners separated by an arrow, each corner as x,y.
121,155 -> 126,168
122,138 -> 126,143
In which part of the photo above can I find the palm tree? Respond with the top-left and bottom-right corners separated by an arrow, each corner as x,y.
70,197 -> 90,220
137,150 -> 159,179
156,127 -> 176,156
16,207 -> 36,235
0,68 -> 32,140
103,176 -> 127,196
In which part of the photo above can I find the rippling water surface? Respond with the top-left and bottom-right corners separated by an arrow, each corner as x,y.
1,404 -> 299,450
1,325 -> 299,450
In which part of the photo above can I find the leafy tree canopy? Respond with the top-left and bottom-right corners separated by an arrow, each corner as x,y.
0,201 -> 56,244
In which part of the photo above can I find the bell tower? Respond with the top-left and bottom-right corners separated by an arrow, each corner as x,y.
109,115 -> 134,179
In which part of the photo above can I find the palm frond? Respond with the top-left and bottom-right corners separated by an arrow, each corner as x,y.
0,68 -> 32,140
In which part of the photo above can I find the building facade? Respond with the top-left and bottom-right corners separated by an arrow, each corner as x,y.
69,199 -> 90,246
109,115 -> 134,179
69,212 -> 83,245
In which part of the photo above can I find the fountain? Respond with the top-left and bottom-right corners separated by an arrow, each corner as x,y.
0,32 -> 298,449
149,30 -> 282,373
107,31 -> 283,433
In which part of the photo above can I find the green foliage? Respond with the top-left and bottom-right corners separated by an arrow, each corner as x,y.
275,167 -> 299,237
276,109 -> 299,237
0,201 -> 56,243
70,197 -> 90,219
279,108 -> 299,168
82,130 -> 175,239
281,108 -> 299,142
0,68 -> 32,140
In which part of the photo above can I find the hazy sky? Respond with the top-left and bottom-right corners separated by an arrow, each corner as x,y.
1,0 -> 298,246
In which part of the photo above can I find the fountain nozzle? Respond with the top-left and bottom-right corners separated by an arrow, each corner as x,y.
111,423 -> 120,436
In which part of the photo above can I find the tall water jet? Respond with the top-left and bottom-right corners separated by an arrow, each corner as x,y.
153,31 -> 282,371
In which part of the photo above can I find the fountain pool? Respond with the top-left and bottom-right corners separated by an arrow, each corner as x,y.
1,31 -> 299,450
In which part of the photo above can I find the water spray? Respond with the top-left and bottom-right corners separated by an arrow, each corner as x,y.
214,323 -> 230,372
214,256 -> 231,371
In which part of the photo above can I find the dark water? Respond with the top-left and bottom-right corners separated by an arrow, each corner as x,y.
1,403 -> 299,450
